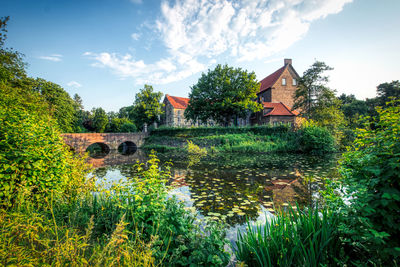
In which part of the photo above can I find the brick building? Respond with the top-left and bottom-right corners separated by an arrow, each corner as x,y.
252,59 -> 300,125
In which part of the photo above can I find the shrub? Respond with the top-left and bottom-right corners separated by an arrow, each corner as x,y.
0,85 -> 89,207
338,100 -> 400,263
120,122 -> 137,132
299,122 -> 335,154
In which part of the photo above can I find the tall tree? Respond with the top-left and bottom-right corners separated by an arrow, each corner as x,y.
293,61 -> 333,119
185,64 -> 262,126
90,107 -> 108,133
376,80 -> 400,105
132,84 -> 164,130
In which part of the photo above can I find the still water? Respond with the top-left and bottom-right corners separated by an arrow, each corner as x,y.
89,150 -> 339,241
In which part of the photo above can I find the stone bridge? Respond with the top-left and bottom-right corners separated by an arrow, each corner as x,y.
62,133 -> 148,153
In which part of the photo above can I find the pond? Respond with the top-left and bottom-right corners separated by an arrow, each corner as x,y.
90,149 -> 340,242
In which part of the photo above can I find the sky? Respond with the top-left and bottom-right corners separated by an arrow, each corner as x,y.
3,0 -> 400,112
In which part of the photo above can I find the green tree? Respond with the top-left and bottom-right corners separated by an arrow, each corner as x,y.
106,117 -> 135,132
185,64 -> 262,126
91,107 -> 108,133
31,78 -> 77,133
73,93 -> 84,111
293,61 -> 333,119
339,93 -> 369,128
132,84 -> 164,130
376,80 -> 400,105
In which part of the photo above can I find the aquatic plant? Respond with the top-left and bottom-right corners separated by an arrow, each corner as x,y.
235,205 -> 342,267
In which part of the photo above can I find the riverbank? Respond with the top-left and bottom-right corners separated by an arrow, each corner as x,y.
143,124 -> 336,155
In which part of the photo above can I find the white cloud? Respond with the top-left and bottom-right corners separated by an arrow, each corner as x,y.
131,33 -> 141,41
67,81 -> 82,88
87,0 -> 352,84
38,54 -> 63,62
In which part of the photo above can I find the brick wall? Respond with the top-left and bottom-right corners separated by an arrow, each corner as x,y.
270,67 -> 298,108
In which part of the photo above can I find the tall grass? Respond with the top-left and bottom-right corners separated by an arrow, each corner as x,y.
235,205 -> 342,267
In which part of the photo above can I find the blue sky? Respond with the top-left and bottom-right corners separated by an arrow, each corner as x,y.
3,0 -> 400,111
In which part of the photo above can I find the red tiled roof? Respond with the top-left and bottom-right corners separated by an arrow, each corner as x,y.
166,94 -> 189,109
262,102 -> 297,116
259,65 -> 286,93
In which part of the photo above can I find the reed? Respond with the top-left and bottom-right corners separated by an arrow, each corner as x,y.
235,204 -> 342,267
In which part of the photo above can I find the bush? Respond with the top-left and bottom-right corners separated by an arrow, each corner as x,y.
299,122 -> 335,155
338,101 -> 400,263
0,85 -> 89,206
120,122 -> 137,132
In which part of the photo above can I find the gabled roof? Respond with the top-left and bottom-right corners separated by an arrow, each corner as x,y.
259,66 -> 286,93
262,102 -> 298,116
165,94 -> 189,109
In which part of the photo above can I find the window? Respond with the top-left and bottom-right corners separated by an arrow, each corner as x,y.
282,78 -> 286,85
292,78 -> 297,86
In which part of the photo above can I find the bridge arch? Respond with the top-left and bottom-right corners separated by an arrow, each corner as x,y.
118,141 -> 137,155
86,142 -> 111,158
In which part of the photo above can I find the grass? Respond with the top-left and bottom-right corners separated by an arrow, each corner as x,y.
235,204 -> 342,267
144,131 -> 300,154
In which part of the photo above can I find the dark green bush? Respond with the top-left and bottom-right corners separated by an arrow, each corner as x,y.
120,122 -> 137,132
299,124 -> 335,155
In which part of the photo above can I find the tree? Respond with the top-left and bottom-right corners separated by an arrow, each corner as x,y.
376,80 -> 400,105
31,78 -> 77,133
90,107 -> 108,133
185,64 -> 262,126
73,93 -> 84,110
132,85 -> 164,130
293,61 -> 333,119
339,93 -> 369,128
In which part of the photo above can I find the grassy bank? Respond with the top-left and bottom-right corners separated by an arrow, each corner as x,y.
144,124 -> 335,155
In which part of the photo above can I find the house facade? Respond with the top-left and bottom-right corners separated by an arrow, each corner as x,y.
252,58 -> 300,125
161,59 -> 300,127
162,95 -> 194,127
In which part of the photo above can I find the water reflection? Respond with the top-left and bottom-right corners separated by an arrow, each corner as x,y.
91,151 -> 339,229
88,149 -> 146,168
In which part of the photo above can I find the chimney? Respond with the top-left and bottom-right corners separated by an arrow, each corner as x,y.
284,58 -> 292,65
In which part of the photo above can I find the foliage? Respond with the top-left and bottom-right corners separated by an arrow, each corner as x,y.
0,16 -> 9,47
30,78 -> 78,133
90,107 -> 108,132
151,124 -> 291,137
186,140 -> 207,156
376,80 -> 400,105
0,84 -> 89,206
339,93 -> 369,128
298,121 -> 336,155
235,205 -> 342,267
106,117 -> 134,132
185,64 -> 262,126
132,84 -> 164,130
337,100 -> 400,263
293,61 -> 333,119
120,122 -> 137,132
0,209 -> 155,266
